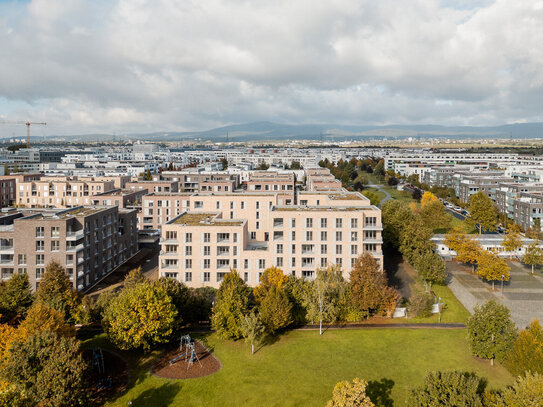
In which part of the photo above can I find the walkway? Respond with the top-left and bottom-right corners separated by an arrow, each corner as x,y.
447,261 -> 543,329
368,183 -> 392,207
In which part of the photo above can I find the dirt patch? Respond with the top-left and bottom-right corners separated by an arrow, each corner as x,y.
83,348 -> 129,405
151,340 -> 221,379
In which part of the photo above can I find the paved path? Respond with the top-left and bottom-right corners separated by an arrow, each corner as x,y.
368,183 -> 392,207
447,261 -> 543,329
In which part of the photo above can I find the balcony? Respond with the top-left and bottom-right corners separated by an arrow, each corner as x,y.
161,263 -> 179,270
159,239 -> 178,245
160,250 -> 178,257
0,245 -> 14,254
66,230 -> 85,241
66,244 -> 84,252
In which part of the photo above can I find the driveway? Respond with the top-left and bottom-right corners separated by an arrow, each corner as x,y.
447,260 -> 543,329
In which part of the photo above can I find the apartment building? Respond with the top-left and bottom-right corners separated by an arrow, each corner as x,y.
513,192 -> 543,231
16,177 -> 116,208
0,206 -> 138,291
91,188 -> 147,208
126,180 -> 179,194
159,171 -> 240,193
158,190 -> 382,288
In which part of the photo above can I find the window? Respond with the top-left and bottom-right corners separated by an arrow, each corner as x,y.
321,258 -> 327,267
217,233 -> 229,242
365,230 -> 377,239
36,268 -> 44,279
204,246 -> 210,256
51,241 -> 60,251
320,231 -> 327,241
276,257 -> 283,267
336,218 -> 343,228
256,221 -> 260,229
203,233 -> 210,243
291,244 -> 296,254
291,258 -> 296,267
351,258 -> 357,267
320,218 -> 327,228
184,246 -> 192,256
306,218 -> 313,228
233,233 -> 238,243
351,218 -> 358,228
291,218 -> 296,228
256,201 -> 260,209
217,246 -> 230,256
35,227 -> 44,237
203,259 -> 210,269
185,259 -> 192,269
291,231 -> 296,240
336,244 -> 342,255
276,244 -> 283,254
306,231 -> 313,241
351,245 -> 358,255
230,201 -> 234,209
365,243 -> 377,252
194,201 -> 203,209
36,254 -> 45,265
36,241 -> 44,251
250,232 -> 256,239
365,217 -> 377,226
185,272 -> 192,282
335,231 -> 342,241
244,272 -> 249,282
166,231 -> 177,239
241,201 -> 245,209
216,201 -> 221,209
321,244 -> 328,254
18,254 -> 26,265
51,227 -> 60,238
259,259 -> 265,269
203,272 -> 210,282
185,233 -> 192,243
351,231 -> 358,242
244,259 -> 249,269
336,258 -> 342,266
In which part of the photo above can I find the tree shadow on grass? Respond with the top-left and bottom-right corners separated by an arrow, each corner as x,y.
128,382 -> 181,407
254,333 -> 280,354
367,378 -> 395,407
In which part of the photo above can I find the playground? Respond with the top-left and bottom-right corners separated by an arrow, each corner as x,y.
151,335 -> 221,379
83,348 -> 129,405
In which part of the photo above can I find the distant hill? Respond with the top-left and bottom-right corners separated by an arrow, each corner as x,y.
35,121 -> 543,142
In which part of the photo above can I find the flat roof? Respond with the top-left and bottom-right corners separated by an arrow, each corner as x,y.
171,212 -> 244,226
272,205 -> 375,212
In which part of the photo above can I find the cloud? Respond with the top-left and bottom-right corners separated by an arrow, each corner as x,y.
1,0 -> 543,135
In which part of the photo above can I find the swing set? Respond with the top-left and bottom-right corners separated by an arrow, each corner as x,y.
168,334 -> 203,370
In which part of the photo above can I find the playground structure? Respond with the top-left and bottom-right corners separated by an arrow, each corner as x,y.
168,334 -> 203,370
93,348 -> 112,390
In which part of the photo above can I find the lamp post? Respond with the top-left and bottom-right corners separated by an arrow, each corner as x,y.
501,274 -> 505,296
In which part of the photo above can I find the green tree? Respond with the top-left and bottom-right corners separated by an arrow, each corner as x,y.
414,250 -> 447,291
143,169 -> 153,180
0,330 -> 87,407
491,372 -> 543,407
154,277 -> 190,328
211,270 -> 250,339
382,200 -> 414,248
305,266 -> 347,335
361,190 -> 381,206
259,285 -> 292,334
504,320 -> 543,377
467,300 -> 517,365
240,311 -> 265,354
408,291 -> 434,318
476,250 -> 510,290
35,261 -> 74,317
0,273 -> 33,320
123,266 -> 147,289
408,371 -> 486,407
326,377 -> 375,407
502,226 -> 523,258
419,200 -> 451,231
467,192 -> 498,234
373,160 -> 385,176
399,217 -> 434,265
220,158 -> 228,170
349,253 -> 398,316
103,281 -> 177,350
522,241 -> 543,274
20,303 -> 75,338
283,275 -> 311,325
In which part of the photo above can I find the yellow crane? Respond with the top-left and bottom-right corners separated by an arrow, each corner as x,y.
0,121 -> 47,148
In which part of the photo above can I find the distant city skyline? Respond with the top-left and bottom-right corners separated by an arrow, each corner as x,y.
1,0 -> 543,135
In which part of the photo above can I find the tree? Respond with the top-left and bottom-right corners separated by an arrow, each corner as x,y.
408,291 -> 434,317
361,190 -> 381,206
502,226 -> 523,258
419,200 -> 450,231
452,234 -> 483,273
0,273 -> 33,320
414,250 -> 447,291
399,217 -> 434,265
154,277 -> 190,328
103,281 -> 177,350
326,377 -> 375,407
211,270 -> 250,339
220,158 -> 228,170
259,285 -> 292,334
412,188 -> 422,201
306,266 -> 348,335
253,266 -> 288,303
143,169 -> 153,180
349,253 -> 398,316
467,300 -> 517,365
522,240 -> 543,274
476,250 -> 510,290
408,371 -> 486,407
373,160 -> 385,176
420,191 -> 439,208
240,311 -> 265,354
492,372 -> 543,407
382,200 -> 414,248
20,303 -> 75,338
35,261 -> 73,316
504,320 -> 543,377
467,192 -> 498,234
123,266 -> 147,289
283,275 -> 311,325
0,330 -> 88,407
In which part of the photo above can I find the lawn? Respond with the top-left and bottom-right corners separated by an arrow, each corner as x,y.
86,329 -> 512,407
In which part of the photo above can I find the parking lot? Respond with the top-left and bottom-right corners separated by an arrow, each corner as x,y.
447,260 -> 543,328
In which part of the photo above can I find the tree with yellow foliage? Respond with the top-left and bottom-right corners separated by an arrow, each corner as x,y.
445,230 -> 482,272
476,250 -> 510,290
19,303 -> 75,338
420,191 -> 439,208
502,225 -> 523,258
253,266 -> 288,303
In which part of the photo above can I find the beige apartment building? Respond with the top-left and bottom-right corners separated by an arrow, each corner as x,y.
0,206 -> 138,291
158,190 -> 382,288
16,176 -> 116,208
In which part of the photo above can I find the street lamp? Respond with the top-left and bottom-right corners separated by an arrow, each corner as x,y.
501,274 -> 505,296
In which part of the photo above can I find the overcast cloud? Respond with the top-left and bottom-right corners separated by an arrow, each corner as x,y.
1,0 -> 543,135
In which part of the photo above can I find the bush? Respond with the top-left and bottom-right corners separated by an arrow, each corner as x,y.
409,292 -> 434,318
327,377 -> 375,407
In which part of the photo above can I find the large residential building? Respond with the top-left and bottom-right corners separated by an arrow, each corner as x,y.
0,206 -> 138,291
158,190 -> 382,288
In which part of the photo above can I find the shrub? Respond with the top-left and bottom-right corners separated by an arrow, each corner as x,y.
409,292 -> 434,318
327,377 -> 375,407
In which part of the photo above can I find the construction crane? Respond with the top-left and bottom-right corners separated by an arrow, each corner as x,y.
0,121 -> 47,148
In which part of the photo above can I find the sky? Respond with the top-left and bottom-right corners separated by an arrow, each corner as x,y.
1,0 -> 543,136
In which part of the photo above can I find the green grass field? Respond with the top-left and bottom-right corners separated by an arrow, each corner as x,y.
86,328 -> 512,407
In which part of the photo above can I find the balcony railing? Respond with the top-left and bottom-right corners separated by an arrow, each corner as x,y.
66,230 -> 85,241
